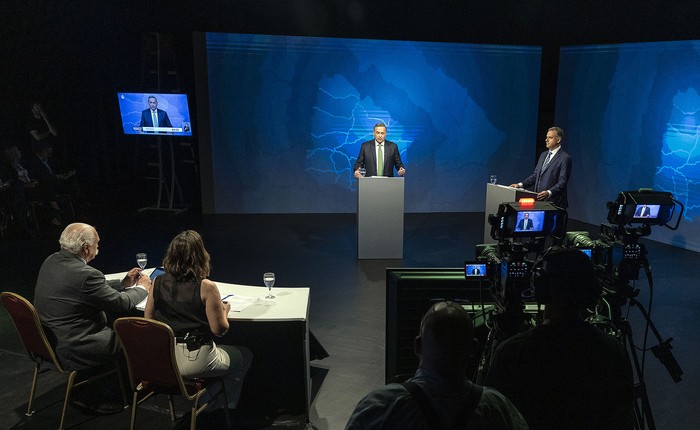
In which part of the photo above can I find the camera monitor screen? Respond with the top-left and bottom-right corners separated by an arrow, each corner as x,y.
117,92 -> 193,136
489,201 -> 566,240
464,261 -> 488,279
607,190 -> 675,226
632,204 -> 660,220
513,210 -> 544,233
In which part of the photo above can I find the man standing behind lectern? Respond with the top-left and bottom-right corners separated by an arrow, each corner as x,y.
139,96 -> 172,131
510,127 -> 571,208
354,123 -> 406,178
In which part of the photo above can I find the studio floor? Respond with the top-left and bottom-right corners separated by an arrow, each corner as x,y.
0,211 -> 698,429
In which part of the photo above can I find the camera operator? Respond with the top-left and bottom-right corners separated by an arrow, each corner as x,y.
485,248 -> 635,430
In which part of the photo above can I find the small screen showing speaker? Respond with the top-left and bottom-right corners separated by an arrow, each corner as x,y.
465,261 -> 488,279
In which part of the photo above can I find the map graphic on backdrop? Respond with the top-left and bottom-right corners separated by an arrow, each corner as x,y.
557,40 -> 700,251
203,33 -> 542,214
660,88 -> 699,221
306,83 -> 411,191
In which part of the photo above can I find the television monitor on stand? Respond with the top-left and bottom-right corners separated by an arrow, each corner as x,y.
117,92 -> 193,137
117,92 -> 192,212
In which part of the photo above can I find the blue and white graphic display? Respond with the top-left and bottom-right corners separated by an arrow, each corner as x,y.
117,92 -> 193,136
557,41 -> 700,251
204,32 -> 542,213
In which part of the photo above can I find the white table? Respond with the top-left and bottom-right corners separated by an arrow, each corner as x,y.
107,271 -> 312,419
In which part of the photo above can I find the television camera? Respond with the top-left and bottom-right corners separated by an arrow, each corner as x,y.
566,189 -> 682,301
473,189 -> 684,429
475,199 -> 567,336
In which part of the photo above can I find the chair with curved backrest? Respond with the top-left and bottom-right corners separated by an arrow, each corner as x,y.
113,317 -> 230,430
0,291 -> 126,429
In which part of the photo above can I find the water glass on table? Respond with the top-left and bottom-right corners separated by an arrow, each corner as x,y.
263,272 -> 275,299
136,253 -> 147,278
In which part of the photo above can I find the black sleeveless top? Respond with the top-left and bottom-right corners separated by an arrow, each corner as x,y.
152,273 -> 210,339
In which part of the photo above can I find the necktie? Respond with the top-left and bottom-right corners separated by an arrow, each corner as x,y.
542,151 -> 552,171
377,144 -> 384,175
152,111 -> 158,128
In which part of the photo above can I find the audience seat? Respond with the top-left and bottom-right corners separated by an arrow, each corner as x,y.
0,291 -> 126,429
113,317 -> 231,430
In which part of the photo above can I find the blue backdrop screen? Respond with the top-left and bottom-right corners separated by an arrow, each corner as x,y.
204,32 -> 542,213
557,41 -> 700,251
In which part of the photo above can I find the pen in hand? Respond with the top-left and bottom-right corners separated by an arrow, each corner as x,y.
221,294 -> 234,302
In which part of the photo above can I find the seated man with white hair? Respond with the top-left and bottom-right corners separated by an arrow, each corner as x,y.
34,223 -> 151,414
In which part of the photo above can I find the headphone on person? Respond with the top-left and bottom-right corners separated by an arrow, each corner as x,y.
530,247 -> 601,307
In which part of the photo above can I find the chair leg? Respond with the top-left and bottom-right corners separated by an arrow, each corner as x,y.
221,377 -> 231,429
0,209 -> 8,238
190,402 -> 198,430
130,392 -> 139,430
114,362 -> 129,408
59,371 -> 78,430
27,202 -> 40,231
26,363 -> 40,416
167,395 -> 176,421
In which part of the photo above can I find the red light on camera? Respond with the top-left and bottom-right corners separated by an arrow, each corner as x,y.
519,198 -> 535,207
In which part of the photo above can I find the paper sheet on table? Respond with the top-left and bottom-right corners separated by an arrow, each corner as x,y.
225,295 -> 261,314
136,295 -> 148,311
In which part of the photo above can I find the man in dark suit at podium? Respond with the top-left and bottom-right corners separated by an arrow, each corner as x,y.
471,267 -> 482,275
510,127 -> 572,209
516,212 -> 534,231
634,204 -> 651,217
354,123 -> 406,178
139,96 -> 172,132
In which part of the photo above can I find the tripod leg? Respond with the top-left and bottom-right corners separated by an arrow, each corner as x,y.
622,319 -> 656,430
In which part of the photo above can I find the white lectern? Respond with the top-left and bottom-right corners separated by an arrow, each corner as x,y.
358,177 -> 404,259
484,183 -> 538,243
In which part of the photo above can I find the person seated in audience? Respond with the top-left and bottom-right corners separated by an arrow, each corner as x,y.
27,140 -> 84,222
144,230 -> 253,413
1,144 -> 33,186
485,248 -> 635,429
346,301 -> 528,429
34,223 -> 151,414
0,144 -> 35,236
27,100 -> 60,160
2,143 -> 64,227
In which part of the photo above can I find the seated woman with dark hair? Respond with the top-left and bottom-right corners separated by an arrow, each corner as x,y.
144,230 -> 252,410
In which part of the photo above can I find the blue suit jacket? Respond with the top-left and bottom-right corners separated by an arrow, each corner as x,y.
521,149 -> 572,208
353,140 -> 405,177
140,108 -> 173,129
517,218 -> 534,231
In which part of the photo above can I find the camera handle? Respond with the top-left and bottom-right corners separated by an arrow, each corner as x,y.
627,296 -> 683,383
